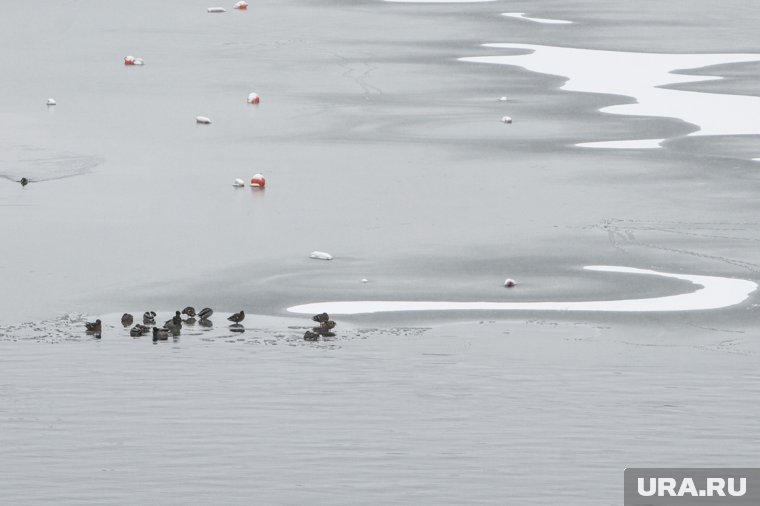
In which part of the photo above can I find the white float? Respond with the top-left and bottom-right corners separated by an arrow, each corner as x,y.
309,251 -> 333,261
46,98 -> 56,106
501,116 -> 512,124
196,116 -> 212,124
497,96 -> 508,102
233,178 -> 245,187
207,7 -> 226,13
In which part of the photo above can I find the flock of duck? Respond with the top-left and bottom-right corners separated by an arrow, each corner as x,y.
84,308 -> 337,342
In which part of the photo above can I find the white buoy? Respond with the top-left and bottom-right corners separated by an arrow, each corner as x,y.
207,7 -> 226,12
247,92 -> 260,104
309,251 -> 333,261
504,278 -> 516,288
196,116 -> 212,124
498,96 -> 508,102
46,98 -> 56,106
233,178 -> 245,187
361,278 -> 368,283
501,116 -> 512,124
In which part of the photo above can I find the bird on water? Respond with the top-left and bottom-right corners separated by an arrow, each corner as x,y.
227,310 -> 245,323
121,313 -> 134,327
198,307 -> 213,320
85,319 -> 101,332
312,313 -> 329,323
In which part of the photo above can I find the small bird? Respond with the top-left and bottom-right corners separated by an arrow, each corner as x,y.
182,306 -> 196,317
133,324 -> 151,335
121,313 -> 134,327
227,310 -> 244,323
143,311 -> 156,324
130,326 -> 143,337
320,320 -> 336,330
20,178 -> 28,187
198,307 -> 213,320
312,313 -> 329,323
164,311 -> 182,329
152,327 -> 169,341
85,319 -> 102,332
303,330 -> 320,341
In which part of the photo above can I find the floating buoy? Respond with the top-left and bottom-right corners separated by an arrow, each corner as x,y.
233,178 -> 245,187
498,96 -> 508,102
504,278 -> 516,288
310,251 -> 333,261
361,278 -> 368,283
46,98 -> 56,106
250,173 -> 266,187
234,1 -> 248,9
124,56 -> 144,66
196,116 -> 212,124
501,116 -> 512,124
207,7 -> 226,12
247,92 -> 260,104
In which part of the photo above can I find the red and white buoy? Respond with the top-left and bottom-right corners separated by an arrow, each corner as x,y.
124,56 -> 144,66
234,1 -> 249,9
504,278 -> 516,288
250,173 -> 266,188
247,92 -> 260,104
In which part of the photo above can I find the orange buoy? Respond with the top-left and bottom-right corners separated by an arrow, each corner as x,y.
234,1 -> 249,9
250,173 -> 266,188
247,92 -> 260,104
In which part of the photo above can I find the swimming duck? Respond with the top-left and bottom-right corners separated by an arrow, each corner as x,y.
164,311 -> 182,328
152,327 -> 169,341
143,311 -> 156,324
312,312 -> 329,323
182,306 -> 196,317
227,310 -> 245,323
313,320 -> 336,333
20,178 -> 28,187
85,319 -> 102,332
132,324 -> 151,336
303,330 -> 320,341
121,313 -> 134,327
130,325 -> 143,337
198,307 -> 213,320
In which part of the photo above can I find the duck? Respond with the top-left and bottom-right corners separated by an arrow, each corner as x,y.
152,327 -> 169,341
133,324 -> 151,336
182,306 -> 196,318
20,178 -> 28,187
312,312 -> 329,323
184,317 -> 197,325
317,330 -> 335,338
164,311 -> 182,329
130,325 -> 143,337
143,311 -> 156,324
227,310 -> 245,323
198,307 -> 213,320
121,313 -> 134,327
85,319 -> 102,332
303,330 -> 320,341
314,320 -> 336,333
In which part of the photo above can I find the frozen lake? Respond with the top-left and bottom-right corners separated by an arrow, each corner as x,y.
1,0 -> 759,503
